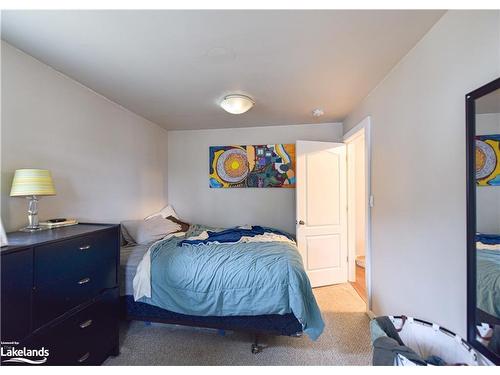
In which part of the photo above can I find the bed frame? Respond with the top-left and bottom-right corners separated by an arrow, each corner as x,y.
121,296 -> 303,353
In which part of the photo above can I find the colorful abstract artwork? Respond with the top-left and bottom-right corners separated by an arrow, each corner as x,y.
476,135 -> 500,186
209,144 -> 296,188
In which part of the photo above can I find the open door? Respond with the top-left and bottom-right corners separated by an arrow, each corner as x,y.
296,140 -> 347,287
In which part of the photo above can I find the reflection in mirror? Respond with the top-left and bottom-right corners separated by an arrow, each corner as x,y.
474,87 -> 500,358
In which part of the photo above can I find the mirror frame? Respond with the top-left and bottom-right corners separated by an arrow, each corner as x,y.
466,76 -> 500,365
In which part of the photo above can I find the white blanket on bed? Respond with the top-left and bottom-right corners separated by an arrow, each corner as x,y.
133,231 -> 186,301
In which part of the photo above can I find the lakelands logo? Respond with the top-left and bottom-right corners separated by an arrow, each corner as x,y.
1,342 -> 49,364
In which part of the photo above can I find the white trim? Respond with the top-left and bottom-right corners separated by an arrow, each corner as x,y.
344,116 -> 369,142
346,140 -> 357,283
343,116 -> 372,312
366,310 -> 376,320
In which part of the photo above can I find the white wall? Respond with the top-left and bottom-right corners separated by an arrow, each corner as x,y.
343,10 -> 500,336
476,113 -> 500,234
167,123 -> 343,234
1,42 -> 169,232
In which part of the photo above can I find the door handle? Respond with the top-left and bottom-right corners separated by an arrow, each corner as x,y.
78,277 -> 91,285
297,220 -> 305,225
78,352 -> 90,363
79,319 -> 93,329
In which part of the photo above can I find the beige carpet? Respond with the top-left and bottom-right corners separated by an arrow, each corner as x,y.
104,283 -> 372,366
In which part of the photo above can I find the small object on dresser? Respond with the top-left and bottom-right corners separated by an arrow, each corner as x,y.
0,219 -> 7,247
39,218 -> 78,229
47,218 -> 67,223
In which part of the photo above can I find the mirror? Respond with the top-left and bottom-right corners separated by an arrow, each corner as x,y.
466,77 -> 500,365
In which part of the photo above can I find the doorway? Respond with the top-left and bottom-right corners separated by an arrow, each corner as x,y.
295,118 -> 372,312
296,141 -> 348,288
344,117 -> 372,310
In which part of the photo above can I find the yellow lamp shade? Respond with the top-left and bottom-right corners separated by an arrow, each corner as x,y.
10,169 -> 56,197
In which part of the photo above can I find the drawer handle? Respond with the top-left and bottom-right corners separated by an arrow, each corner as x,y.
79,319 -> 93,329
78,352 -> 90,363
78,277 -> 91,285
79,244 -> 91,251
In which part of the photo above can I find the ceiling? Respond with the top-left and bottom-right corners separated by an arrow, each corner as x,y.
1,10 -> 445,130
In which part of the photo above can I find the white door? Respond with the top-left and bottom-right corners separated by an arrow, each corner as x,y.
296,140 -> 348,287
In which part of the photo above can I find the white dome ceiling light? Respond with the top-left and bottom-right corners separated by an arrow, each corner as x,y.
220,94 -> 255,114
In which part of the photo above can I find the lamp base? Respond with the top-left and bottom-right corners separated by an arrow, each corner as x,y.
19,226 -> 46,232
20,195 -> 47,232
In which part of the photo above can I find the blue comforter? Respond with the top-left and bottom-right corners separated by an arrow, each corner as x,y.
138,225 -> 325,340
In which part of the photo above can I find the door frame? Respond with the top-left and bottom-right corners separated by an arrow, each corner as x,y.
343,116 -> 372,311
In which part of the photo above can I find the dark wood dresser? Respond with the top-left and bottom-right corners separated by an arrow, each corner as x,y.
1,223 -> 120,365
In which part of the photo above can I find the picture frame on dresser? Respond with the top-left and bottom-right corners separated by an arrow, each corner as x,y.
0,219 -> 7,247
0,223 -> 121,365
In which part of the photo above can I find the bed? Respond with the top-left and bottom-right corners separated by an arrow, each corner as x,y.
119,224 -> 324,352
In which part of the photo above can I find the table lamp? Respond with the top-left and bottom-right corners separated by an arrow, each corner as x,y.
10,169 -> 56,231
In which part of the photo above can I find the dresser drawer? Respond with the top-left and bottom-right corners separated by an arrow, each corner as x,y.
33,258 -> 116,329
30,288 -> 118,365
34,229 -> 117,287
1,249 -> 32,343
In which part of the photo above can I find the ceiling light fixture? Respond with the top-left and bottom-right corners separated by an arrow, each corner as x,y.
220,94 -> 255,114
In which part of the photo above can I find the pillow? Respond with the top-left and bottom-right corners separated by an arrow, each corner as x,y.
166,215 -> 190,232
120,216 -> 181,245
145,205 -> 179,220
120,225 -> 135,245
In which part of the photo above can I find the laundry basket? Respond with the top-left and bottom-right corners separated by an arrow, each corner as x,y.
370,316 -> 478,366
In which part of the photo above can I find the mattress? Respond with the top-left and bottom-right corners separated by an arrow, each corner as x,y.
123,295 -> 302,336
119,242 -> 303,337
134,224 -> 324,340
119,235 -> 305,337
119,243 -> 149,296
